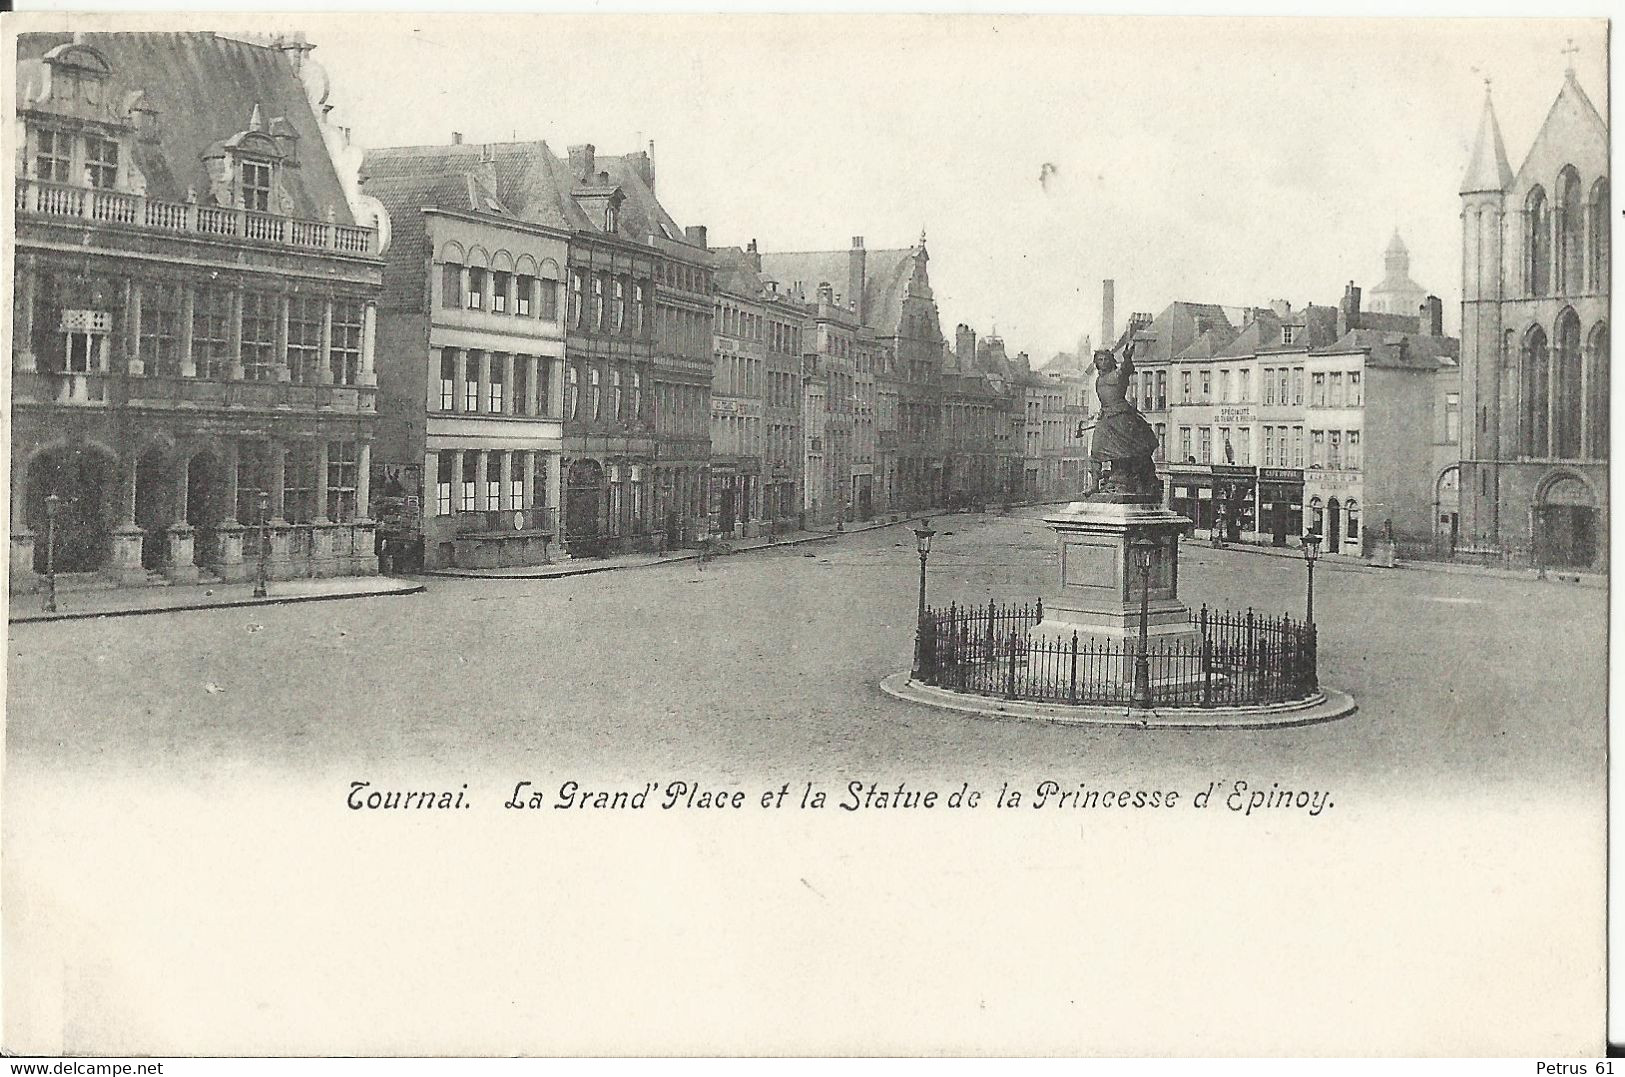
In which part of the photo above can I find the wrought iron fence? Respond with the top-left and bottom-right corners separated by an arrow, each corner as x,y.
915,601 -> 1317,709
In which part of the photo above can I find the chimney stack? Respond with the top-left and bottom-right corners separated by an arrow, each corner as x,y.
1424,295 -> 1444,336
1339,280 -> 1362,334
684,224 -> 708,249
568,143 -> 596,181
1101,279 -> 1115,349
849,237 -> 867,324
746,238 -> 761,273
955,324 -> 976,370
451,131 -> 463,145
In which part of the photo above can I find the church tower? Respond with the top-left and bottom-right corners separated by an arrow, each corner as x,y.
1457,81 -> 1514,547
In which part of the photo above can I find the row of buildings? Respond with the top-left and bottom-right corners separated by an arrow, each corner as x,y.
8,29 -> 1098,590
8,31 -> 1609,597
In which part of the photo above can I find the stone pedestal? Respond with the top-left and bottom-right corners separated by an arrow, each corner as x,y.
309,523 -> 337,577
165,525 -> 200,583
1030,498 -> 1199,681
213,523 -> 248,581
109,524 -> 149,586
10,531 -> 38,593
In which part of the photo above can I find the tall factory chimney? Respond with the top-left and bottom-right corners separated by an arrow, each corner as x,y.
1101,279 -> 1116,349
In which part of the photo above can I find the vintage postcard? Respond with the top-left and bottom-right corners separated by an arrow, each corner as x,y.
1,9 -> 1610,1058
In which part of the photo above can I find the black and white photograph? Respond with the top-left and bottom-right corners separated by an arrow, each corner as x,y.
0,8 -> 1612,1060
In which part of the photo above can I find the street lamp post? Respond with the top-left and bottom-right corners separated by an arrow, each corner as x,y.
254,490 -> 271,598
1301,530 -> 1321,625
42,492 -> 62,613
910,518 -> 937,681
1131,534 -> 1159,709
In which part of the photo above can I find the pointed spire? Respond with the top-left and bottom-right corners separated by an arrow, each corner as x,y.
248,103 -> 263,132
1460,81 -> 1513,195
1562,37 -> 1580,80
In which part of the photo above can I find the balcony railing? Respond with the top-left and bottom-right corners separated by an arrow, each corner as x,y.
450,506 -> 558,536
16,178 -> 378,256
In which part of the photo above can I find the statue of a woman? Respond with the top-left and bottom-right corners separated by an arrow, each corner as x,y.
1088,338 -> 1162,499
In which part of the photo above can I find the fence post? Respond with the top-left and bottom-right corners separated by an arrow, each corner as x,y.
1068,631 -> 1079,705
1201,637 -> 1213,708
1035,597 -> 1043,623
1245,608 -> 1255,671
1005,631 -> 1019,699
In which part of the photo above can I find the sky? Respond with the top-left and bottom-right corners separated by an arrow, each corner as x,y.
47,12 -> 1615,359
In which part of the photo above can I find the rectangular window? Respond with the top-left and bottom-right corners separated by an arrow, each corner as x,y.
592,275 -> 605,330
515,275 -> 533,316
1445,392 -> 1460,443
1329,372 -> 1344,408
85,136 -> 119,189
488,359 -> 505,413
191,285 -> 233,379
513,359 -> 529,416
491,271 -> 509,314
1311,372 -> 1326,407
1200,371 -> 1211,401
1292,368 -> 1304,406
541,276 -> 560,321
1349,371 -> 1363,406
437,452 -> 454,516
329,300 -> 363,386
288,295 -> 323,383
1328,430 -> 1342,469
467,267 -> 487,311
282,444 -> 317,524
1281,325 -> 1297,345
1199,427 -> 1212,464
1293,426 -> 1304,467
1156,371 -> 1167,411
1264,368 -> 1275,405
486,450 -> 503,509
1278,369 -> 1288,405
613,278 -> 626,331
635,283 -> 647,335
1239,369 -> 1250,402
460,452 -> 478,511
442,263 -> 463,308
138,281 -> 183,377
327,441 -> 358,522
1347,430 -> 1362,470
1311,429 -> 1326,467
569,271 -> 584,327
35,128 -> 70,183
241,159 -> 272,211
439,351 -> 456,410
1181,371 -> 1191,403
241,291 -> 277,381
1264,427 -> 1276,466
1219,370 -> 1231,403
465,354 -> 480,412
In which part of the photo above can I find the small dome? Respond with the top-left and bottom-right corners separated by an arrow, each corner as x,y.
1385,229 -> 1408,255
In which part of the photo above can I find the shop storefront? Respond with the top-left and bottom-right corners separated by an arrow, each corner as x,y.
1257,467 -> 1304,547
1211,464 -> 1257,542
1168,466 -> 1214,532
1304,470 -> 1364,556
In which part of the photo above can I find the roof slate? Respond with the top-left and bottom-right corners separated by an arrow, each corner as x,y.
17,31 -> 355,223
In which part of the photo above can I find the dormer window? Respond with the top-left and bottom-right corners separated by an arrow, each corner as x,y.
85,136 -> 118,189
35,129 -> 70,183
241,159 -> 273,211
605,203 -> 619,233
1281,325 -> 1297,345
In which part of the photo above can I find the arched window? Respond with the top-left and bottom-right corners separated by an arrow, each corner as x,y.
610,368 -> 623,419
1588,179 -> 1610,293
1555,167 -> 1584,293
588,366 -> 601,420
630,370 -> 642,420
1521,325 -> 1549,457
1553,309 -> 1583,459
1346,500 -> 1361,542
1585,322 -> 1609,460
1526,186 -> 1551,297
564,365 -> 579,420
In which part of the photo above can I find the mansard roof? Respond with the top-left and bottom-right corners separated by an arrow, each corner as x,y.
16,31 -> 354,222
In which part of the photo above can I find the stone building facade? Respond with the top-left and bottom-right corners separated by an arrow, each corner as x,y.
1457,69 -> 1609,569
12,32 -> 383,594
361,145 -> 568,571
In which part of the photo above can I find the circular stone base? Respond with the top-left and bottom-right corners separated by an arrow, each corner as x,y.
879,672 -> 1357,730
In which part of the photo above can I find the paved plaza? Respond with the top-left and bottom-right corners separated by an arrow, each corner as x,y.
6,507 -> 1604,795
